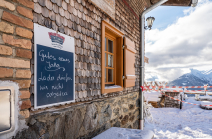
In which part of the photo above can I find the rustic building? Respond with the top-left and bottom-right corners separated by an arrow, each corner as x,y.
0,0 -> 194,138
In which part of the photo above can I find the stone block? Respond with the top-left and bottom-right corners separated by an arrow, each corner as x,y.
17,0 -> 34,9
0,45 -> 12,55
113,108 -> 119,116
0,67 -> 13,78
121,115 -> 129,125
0,57 -> 30,68
17,6 -> 33,20
16,70 -> 31,78
19,110 -> 30,118
0,0 -> 15,11
51,109 -> 83,139
20,90 -> 31,99
2,11 -> 33,29
20,99 -> 31,109
0,21 -> 14,34
16,48 -> 32,59
113,121 -> 121,127
83,103 -> 98,130
133,120 -> 139,129
2,34 -> 31,49
99,104 -> 112,126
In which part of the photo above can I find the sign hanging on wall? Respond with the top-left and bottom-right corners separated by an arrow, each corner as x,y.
34,23 -> 75,109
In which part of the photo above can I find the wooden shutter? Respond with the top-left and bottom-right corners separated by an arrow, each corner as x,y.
124,37 -> 136,87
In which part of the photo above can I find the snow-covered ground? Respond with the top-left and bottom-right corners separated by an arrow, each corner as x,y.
145,97 -> 212,139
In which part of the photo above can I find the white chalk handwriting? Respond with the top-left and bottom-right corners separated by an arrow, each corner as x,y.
39,50 -> 56,61
46,91 -> 68,98
57,73 -> 72,82
58,57 -> 70,63
38,72 -> 55,81
40,85 -> 48,90
52,83 -> 64,90
45,61 -> 65,71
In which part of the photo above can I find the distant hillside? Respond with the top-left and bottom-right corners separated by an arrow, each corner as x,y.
168,69 -> 212,86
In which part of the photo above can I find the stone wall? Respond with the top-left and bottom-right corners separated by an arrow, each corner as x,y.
14,92 -> 140,139
164,92 -> 180,108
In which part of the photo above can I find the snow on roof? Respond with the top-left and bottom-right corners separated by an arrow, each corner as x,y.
200,101 -> 212,108
144,91 -> 161,102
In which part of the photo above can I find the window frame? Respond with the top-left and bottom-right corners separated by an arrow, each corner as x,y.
101,20 -> 124,94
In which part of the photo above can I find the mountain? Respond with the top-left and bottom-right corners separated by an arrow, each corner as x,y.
190,69 -> 212,84
168,69 -> 212,86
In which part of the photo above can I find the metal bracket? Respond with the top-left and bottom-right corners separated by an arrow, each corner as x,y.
134,64 -> 140,68
122,76 -> 125,80
122,45 -> 125,49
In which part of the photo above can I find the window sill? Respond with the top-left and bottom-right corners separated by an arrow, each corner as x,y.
104,87 -> 123,94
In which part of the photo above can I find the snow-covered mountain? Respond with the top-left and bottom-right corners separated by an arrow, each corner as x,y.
190,69 -> 212,84
168,69 -> 212,86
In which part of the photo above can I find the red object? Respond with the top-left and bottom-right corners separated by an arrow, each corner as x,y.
140,86 -> 145,91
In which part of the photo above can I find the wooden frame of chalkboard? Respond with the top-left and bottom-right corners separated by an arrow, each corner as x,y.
34,23 -> 75,109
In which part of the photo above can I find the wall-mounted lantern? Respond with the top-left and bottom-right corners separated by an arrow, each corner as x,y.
144,16 -> 155,30
191,0 -> 198,7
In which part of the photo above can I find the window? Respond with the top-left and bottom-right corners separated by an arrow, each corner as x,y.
101,20 -> 124,94
105,36 -> 115,84
101,21 -> 136,94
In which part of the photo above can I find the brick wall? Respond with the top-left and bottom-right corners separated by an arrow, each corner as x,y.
0,0 -> 34,119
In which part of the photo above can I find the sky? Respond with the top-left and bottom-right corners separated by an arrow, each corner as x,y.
145,0 -> 212,82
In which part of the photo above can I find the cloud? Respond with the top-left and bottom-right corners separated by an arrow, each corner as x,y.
145,0 -> 212,81
145,68 -> 190,82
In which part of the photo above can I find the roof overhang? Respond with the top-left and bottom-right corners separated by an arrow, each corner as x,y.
151,0 -> 191,7
124,0 -> 193,17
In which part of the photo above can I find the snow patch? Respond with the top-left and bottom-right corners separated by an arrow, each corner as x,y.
199,95 -> 212,101
145,97 -> 212,138
93,127 -> 154,139
105,85 -> 121,89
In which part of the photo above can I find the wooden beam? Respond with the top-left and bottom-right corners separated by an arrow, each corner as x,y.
150,0 -> 191,6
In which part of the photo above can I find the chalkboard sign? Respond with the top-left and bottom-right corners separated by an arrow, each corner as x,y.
34,24 -> 75,109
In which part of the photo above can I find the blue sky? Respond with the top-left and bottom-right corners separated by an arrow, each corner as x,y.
145,0 -> 212,82
145,6 -> 190,30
